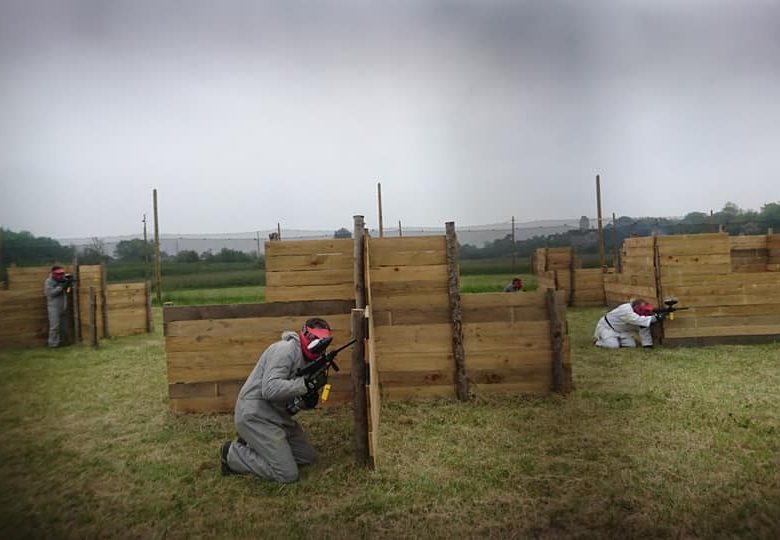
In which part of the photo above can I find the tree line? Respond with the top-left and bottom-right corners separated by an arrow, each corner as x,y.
2,201 -> 778,266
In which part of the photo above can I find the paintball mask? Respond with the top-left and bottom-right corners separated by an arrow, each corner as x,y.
633,303 -> 656,317
299,325 -> 332,361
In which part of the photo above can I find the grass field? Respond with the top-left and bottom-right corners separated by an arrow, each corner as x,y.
0,305 -> 778,538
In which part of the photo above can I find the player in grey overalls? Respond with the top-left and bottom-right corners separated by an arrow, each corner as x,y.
44,266 -> 70,348
220,318 -> 332,483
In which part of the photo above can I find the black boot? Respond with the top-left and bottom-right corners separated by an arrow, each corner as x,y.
220,441 -> 237,476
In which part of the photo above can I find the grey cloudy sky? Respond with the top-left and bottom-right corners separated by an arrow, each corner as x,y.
1,0 -> 779,238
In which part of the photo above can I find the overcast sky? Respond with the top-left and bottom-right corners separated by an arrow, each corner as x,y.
1,0 -> 779,238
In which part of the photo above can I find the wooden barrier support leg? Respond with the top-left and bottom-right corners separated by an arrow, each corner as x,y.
100,261 -> 109,338
446,221 -> 469,401
88,285 -> 98,347
145,281 -> 154,333
351,308 -> 370,467
545,288 -> 564,393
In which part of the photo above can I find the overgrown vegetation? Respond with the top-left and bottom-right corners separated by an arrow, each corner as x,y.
0,307 -> 777,537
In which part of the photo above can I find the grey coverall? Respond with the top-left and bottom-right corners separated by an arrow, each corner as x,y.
44,276 -> 68,348
226,331 -> 317,483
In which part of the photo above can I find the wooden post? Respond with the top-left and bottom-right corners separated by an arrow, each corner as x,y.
71,256 -> 81,343
255,231 -> 261,263
144,281 -> 154,333
0,227 -> 4,285
545,289 -> 565,393
153,189 -> 162,306
277,222 -> 281,240
88,285 -> 98,347
652,232 -> 665,345
596,174 -> 606,268
377,182 -> 384,238
353,215 -> 366,309
351,308 -> 370,466
100,261 -> 109,338
511,215 -> 516,271
143,213 -> 150,283
568,246 -> 575,307
612,212 -> 619,271
445,222 -> 469,401
398,220 -> 402,237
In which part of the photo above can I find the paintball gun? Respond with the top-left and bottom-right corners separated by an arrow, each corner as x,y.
653,297 -> 690,321
286,337 -> 358,416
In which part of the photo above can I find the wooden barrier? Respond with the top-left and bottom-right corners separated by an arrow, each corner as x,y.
604,233 -> 780,346
106,282 -> 152,336
0,265 -> 152,349
165,233 -> 573,414
533,248 -> 606,306
0,290 -> 48,348
264,239 -> 353,302
163,300 -> 355,413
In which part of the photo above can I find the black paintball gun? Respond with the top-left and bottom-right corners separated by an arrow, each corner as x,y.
286,337 -> 358,415
653,297 -> 690,321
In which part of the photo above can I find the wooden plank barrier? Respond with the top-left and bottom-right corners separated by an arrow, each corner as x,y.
264,239 -> 353,302
0,290 -> 48,348
604,232 -> 780,346
163,232 -> 573,415
163,300 -> 355,413
533,248 -> 607,307
106,283 -> 151,336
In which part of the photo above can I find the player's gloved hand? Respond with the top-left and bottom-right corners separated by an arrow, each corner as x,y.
303,367 -> 328,392
302,390 -> 320,409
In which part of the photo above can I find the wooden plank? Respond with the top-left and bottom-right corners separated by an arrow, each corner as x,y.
265,253 -> 352,272
370,293 -> 450,311
265,268 -> 353,288
368,264 -> 448,283
666,314 -> 780,328
664,324 -> 780,338
165,315 -> 352,338
163,299 -> 354,324
730,235 -> 767,250
663,334 -> 780,347
381,385 -> 456,401
368,236 -> 446,255
265,283 -> 355,302
264,238 -> 352,257
369,249 -> 446,267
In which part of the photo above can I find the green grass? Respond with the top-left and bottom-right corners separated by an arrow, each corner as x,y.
0,308 -> 778,537
162,286 -> 265,305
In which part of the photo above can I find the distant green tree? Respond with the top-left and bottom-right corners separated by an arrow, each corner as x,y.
760,202 -> 780,220
175,250 -> 200,263
202,248 -> 253,263
333,227 -> 352,239
0,228 -> 72,266
114,239 -> 156,262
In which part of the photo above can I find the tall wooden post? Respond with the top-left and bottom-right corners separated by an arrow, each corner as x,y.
143,214 -> 150,283
353,215 -> 366,308
153,189 -> 162,305
277,222 -> 281,240
545,289 -> 565,393
398,220 -> 402,238
377,182 -> 384,238
351,308 -> 369,466
511,215 -> 516,271
612,212 -> 619,270
144,281 -> 154,333
100,261 -> 109,338
88,286 -> 98,347
445,222 -> 469,401
255,231 -> 261,263
596,174 -> 606,269
71,256 -> 81,343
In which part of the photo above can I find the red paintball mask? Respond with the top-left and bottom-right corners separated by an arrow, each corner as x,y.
633,303 -> 656,316
299,325 -> 333,361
